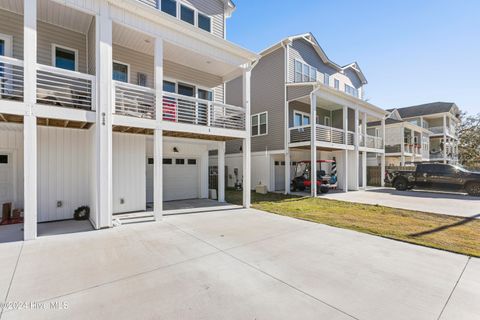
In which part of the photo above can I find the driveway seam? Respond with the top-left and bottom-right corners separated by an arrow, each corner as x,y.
0,242 -> 24,320
436,256 -> 471,320
166,221 -> 361,320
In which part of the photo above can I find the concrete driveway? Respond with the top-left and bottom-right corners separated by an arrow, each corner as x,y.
321,188 -> 480,218
0,208 -> 478,320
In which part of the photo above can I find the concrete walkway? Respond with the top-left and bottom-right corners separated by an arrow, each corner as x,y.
320,188 -> 480,218
0,208 -> 478,320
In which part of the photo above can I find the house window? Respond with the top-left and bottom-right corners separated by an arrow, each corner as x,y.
334,79 -> 340,90
294,111 -> 310,127
163,80 -> 176,93
137,72 -> 147,87
324,74 -> 329,86
180,4 -> 195,25
0,39 -> 4,56
252,112 -> 267,136
161,0 -> 177,17
0,155 -> 8,164
198,13 -> 211,32
197,88 -> 213,101
324,116 -> 331,127
113,62 -> 129,83
345,84 -> 359,98
294,60 -> 317,83
53,45 -> 77,71
178,83 -> 195,97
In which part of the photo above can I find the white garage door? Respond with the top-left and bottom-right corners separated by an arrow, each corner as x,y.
163,158 -> 199,201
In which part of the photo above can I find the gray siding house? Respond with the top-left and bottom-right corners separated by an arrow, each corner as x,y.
224,33 -> 388,194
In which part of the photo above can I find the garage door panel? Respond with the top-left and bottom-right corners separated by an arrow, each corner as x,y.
163,158 -> 199,202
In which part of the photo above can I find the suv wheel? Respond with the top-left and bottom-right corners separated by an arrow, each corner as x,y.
466,183 -> 480,196
393,177 -> 408,191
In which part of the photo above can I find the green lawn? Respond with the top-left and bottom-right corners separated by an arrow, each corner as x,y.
226,189 -> 480,257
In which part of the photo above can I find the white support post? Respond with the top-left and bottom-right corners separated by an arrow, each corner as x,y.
242,69 -> 251,208
400,124 -> 405,166
362,151 -> 367,189
284,152 -> 291,194
380,117 -> 386,187
354,109 -> 359,149
23,0 -> 37,240
343,105 -> 349,191
95,4 -> 113,228
352,108 -> 360,190
310,93 -> 317,197
443,114 -> 447,164
153,37 -> 164,220
343,149 -> 348,193
218,141 -> 226,202
343,106 -> 349,145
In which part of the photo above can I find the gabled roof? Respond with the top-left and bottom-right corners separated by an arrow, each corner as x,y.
259,32 -> 368,84
392,102 -> 459,118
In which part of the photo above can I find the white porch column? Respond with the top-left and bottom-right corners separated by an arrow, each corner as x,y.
362,151 -> 367,189
284,152 -> 291,194
344,105 -> 349,192
23,0 -> 37,240
380,118 -> 386,187
400,124 -> 405,166
310,93 -> 317,197
342,150 -> 348,193
153,37 -> 164,220
95,3 -> 113,228
218,141 -> 225,202
443,114 -> 447,164
242,68 -> 251,208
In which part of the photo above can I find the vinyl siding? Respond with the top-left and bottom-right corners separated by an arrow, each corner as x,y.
0,124 -> 24,210
113,44 -> 155,88
37,126 -> 91,222
0,9 -> 23,60
87,18 -> 96,75
288,39 -> 363,91
286,85 -> 313,102
37,21 -> 87,73
136,0 -> 225,38
226,47 -> 286,154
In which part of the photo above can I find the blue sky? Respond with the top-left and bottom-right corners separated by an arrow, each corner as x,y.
227,0 -> 480,115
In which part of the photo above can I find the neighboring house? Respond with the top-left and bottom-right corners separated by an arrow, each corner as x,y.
0,0 -> 258,240
390,102 -> 461,165
368,109 -> 432,166
223,33 -> 388,195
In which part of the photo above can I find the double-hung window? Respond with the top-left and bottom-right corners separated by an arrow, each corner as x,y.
334,79 -> 340,90
294,60 -> 317,83
53,45 -> 77,71
293,111 -> 310,127
324,74 -> 329,86
252,112 -> 267,137
344,84 -> 359,98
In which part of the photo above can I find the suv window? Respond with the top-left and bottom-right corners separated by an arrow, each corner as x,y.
419,164 -> 456,174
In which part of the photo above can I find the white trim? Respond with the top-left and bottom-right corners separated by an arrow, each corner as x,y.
51,43 -> 79,72
324,116 -> 331,127
158,0 -> 213,35
251,111 -> 268,137
293,110 -> 310,127
0,33 -> 13,57
112,60 -> 130,83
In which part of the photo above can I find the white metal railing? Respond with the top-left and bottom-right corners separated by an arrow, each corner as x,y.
0,56 -> 24,101
36,64 -> 95,110
317,124 -> 345,144
347,131 -> 355,146
114,81 -> 155,119
429,126 -> 444,134
289,125 -> 311,143
358,133 -> 365,147
365,135 -> 383,149
162,92 -> 245,130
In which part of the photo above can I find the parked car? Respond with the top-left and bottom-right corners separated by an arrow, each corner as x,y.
386,163 -> 480,196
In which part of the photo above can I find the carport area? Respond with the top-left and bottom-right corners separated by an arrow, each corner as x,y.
319,188 -> 480,218
0,207 -> 477,320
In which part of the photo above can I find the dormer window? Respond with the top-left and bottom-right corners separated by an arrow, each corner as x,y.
198,13 -> 211,32
294,59 -> 317,83
180,4 -> 195,25
161,0 -> 177,17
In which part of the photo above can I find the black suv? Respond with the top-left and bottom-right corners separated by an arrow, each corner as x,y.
386,163 -> 480,196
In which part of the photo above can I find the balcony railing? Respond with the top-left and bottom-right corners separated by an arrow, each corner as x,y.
289,125 -> 354,145
0,56 -> 24,101
163,92 -> 245,130
365,135 -> 383,149
114,81 -> 155,119
385,144 -> 401,153
37,64 -> 95,110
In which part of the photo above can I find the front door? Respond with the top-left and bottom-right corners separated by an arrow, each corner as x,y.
274,161 -> 285,191
0,153 -> 14,205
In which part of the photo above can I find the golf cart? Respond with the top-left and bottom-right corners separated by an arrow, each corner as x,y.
291,160 -> 337,194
